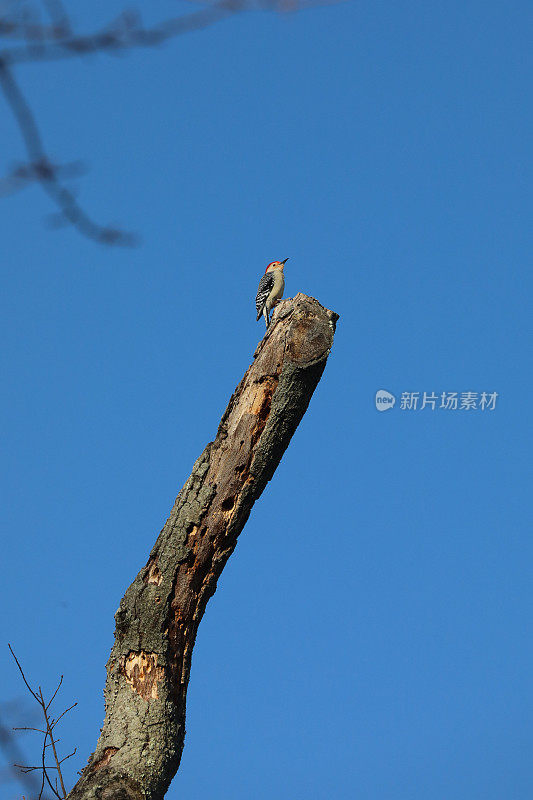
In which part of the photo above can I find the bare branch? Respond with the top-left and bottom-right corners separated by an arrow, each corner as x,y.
0,17 -> 66,42
1,0 -> 253,64
0,715 -> 48,798
1,0 -> 339,244
41,0 -> 72,36
51,703 -> 77,728
45,677 -> 63,712
59,748 -> 76,764
41,726 -> 63,800
7,646 -> 77,800
38,688 -> 67,798
0,57 -> 136,245
0,159 -> 85,196
0,0 -> 273,245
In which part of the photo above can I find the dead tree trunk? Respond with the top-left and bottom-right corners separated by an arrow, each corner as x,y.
68,293 -> 339,800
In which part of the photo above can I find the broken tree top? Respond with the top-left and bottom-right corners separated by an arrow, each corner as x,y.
68,293 -> 338,800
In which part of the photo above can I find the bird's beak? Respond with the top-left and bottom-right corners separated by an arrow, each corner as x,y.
281,258 -> 289,265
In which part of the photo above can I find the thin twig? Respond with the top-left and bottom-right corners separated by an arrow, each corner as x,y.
7,645 -> 39,702
39,741 -> 46,800
41,726 -> 62,799
39,688 -> 67,798
59,748 -> 76,764
45,676 -> 63,712
52,702 -> 77,727
7,646 -> 76,800
13,726 -> 46,733
0,714 -> 46,797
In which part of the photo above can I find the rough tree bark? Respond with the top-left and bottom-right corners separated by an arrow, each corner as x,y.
68,293 -> 339,800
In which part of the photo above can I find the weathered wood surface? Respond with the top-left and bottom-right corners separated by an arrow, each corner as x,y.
68,293 -> 339,800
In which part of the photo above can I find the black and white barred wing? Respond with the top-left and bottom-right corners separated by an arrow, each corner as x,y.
255,272 -> 275,320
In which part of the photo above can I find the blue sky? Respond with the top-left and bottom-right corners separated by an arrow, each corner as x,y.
1,1 -> 532,798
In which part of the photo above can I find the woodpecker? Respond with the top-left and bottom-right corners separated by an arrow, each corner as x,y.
255,258 -> 289,328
